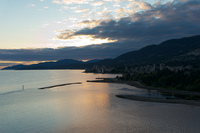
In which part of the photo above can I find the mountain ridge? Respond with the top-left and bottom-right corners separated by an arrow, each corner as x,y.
2,35 -> 200,70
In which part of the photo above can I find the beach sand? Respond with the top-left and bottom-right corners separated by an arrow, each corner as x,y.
88,78 -> 200,106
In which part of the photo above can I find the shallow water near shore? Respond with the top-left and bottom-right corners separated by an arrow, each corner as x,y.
1,70 -> 200,133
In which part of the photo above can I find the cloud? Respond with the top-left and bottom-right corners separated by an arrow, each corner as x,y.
0,42 -> 136,63
91,2 -> 104,6
116,8 -> 126,13
27,4 -> 36,8
75,20 -> 102,28
103,0 -> 126,2
127,1 -> 152,11
52,0 -> 93,5
75,8 -> 89,13
55,0 -> 200,45
52,0 -> 61,4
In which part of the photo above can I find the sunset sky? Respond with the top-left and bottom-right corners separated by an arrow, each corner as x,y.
0,0 -> 200,68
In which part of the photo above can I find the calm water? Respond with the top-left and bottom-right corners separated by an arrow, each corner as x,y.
0,70 -> 200,133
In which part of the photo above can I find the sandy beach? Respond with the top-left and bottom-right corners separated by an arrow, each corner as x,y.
87,78 -> 200,106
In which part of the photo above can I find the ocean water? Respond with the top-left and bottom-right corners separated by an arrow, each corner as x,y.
0,70 -> 200,133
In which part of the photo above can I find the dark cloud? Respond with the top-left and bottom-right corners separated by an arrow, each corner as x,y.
57,0 -> 200,45
0,41 -> 141,62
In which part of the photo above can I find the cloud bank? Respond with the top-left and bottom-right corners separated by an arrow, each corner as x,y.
56,0 -> 200,44
0,42 -> 134,62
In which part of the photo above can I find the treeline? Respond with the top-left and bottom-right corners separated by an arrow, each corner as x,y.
121,69 -> 200,92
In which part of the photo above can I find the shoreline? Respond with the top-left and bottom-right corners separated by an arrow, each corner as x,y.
87,78 -> 200,106
116,95 -> 200,106
87,78 -> 200,96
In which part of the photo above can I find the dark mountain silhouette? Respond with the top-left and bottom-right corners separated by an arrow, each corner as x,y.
112,35 -> 200,65
86,59 -> 101,63
2,35 -> 200,70
2,64 -> 27,70
2,59 -> 85,70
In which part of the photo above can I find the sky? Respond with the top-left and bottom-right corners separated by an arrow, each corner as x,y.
0,0 -> 200,68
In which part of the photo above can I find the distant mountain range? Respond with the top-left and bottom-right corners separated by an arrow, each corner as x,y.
2,59 -> 102,70
2,35 -> 200,70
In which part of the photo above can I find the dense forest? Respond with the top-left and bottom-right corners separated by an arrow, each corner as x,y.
121,69 -> 200,92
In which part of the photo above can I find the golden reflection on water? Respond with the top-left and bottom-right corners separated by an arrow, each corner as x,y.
79,83 -> 111,108
50,82 -> 111,130
79,93 -> 110,108
52,83 -> 110,110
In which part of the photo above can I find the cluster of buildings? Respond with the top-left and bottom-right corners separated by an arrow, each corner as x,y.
85,64 -> 193,74
126,64 -> 193,74
85,65 -> 115,73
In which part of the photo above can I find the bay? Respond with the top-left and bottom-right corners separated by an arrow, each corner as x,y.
0,70 -> 200,133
